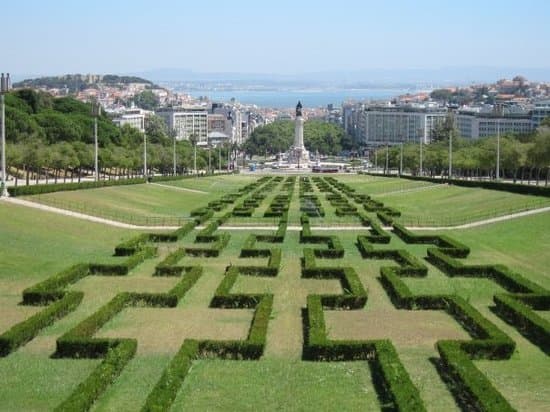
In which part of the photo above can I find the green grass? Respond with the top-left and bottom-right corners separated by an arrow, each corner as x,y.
378,183 -> 550,226
172,359 -> 379,411
22,175 -> 259,225
1,174 -> 549,411
337,174 -> 437,194
445,212 -> 550,289
0,354 -> 99,412
0,201 -> 133,283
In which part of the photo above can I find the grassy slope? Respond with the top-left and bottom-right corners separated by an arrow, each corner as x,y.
0,201 -> 134,411
23,175 -> 259,224
445,212 -> 550,289
1,176 -> 549,411
338,174 -> 550,226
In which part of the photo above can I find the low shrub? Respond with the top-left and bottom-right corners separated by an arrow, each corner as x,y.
0,291 -> 83,356
55,339 -> 137,412
141,339 -> 200,412
494,293 -> 550,355
23,264 -> 90,304
437,340 -> 515,412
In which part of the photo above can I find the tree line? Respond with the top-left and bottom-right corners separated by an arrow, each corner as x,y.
2,89 -> 230,185
242,120 -> 355,157
372,119 -> 550,185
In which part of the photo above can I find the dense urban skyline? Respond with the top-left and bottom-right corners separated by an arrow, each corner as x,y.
4,0 -> 550,79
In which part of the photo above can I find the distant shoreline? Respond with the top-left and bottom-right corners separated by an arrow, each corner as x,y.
178,87 -> 420,108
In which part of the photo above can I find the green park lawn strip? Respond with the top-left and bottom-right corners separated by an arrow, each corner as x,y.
444,212 -> 550,289
375,183 -> 550,226
0,201 -> 133,285
337,174 -> 436,194
172,359 -> 379,411
23,183 -> 208,224
160,174 -> 258,193
0,353 -> 99,411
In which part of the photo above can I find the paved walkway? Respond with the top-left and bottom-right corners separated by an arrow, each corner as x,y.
3,197 -> 549,232
2,197 -> 180,230
374,183 -> 446,197
407,206 -> 550,231
150,183 -> 208,194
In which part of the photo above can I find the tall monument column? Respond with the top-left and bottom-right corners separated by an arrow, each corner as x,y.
295,101 -> 304,149
288,101 -> 309,166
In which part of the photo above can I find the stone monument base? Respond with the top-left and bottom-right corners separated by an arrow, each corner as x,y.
288,146 -> 310,167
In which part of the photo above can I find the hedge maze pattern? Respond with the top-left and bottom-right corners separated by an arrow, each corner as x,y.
0,175 -> 548,411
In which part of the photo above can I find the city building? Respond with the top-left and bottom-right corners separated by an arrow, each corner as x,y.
531,100 -> 550,128
357,104 -> 447,146
156,106 -> 208,145
112,108 -> 150,132
456,108 -> 532,139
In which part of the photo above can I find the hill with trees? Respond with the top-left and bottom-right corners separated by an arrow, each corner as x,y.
2,89 -> 225,184
14,74 -> 157,93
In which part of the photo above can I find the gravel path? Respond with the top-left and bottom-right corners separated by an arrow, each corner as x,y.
2,197 -> 179,230
3,197 -> 549,232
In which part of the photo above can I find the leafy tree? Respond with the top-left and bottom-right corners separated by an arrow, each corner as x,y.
430,89 -> 454,102
145,115 -> 169,145
133,90 -> 159,110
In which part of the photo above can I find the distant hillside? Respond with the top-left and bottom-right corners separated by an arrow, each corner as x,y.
13,74 -> 158,93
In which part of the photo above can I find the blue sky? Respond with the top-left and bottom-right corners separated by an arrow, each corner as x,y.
3,0 -> 550,76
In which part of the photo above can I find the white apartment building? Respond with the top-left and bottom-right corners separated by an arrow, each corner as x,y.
358,105 -> 447,146
156,107 -> 208,145
456,111 -> 532,139
531,100 -> 550,128
112,108 -> 150,132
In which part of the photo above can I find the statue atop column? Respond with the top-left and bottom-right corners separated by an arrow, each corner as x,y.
296,101 -> 303,117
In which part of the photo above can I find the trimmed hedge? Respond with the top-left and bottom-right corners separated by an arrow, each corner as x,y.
373,173 -> 550,198
436,340 -> 515,412
427,248 -> 545,293
154,248 -> 187,276
57,293 -> 132,358
141,339 -> 200,412
210,266 -> 264,308
23,263 -> 90,304
494,293 -> 550,355
9,177 -> 146,197
302,249 -> 367,309
185,233 -> 230,257
303,296 -> 426,411
89,247 -> 156,276
0,291 -> 83,356
393,223 -> 470,257
55,339 -> 137,412
357,237 -> 427,277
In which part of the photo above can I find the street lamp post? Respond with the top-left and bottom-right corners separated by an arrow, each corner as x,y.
218,144 -> 221,173
385,143 -> 389,175
496,119 -> 500,181
0,73 -> 10,197
173,131 -> 177,176
208,144 -> 212,174
399,142 -> 403,177
91,100 -> 101,181
419,132 -> 423,176
448,131 -> 453,179
143,131 -> 148,181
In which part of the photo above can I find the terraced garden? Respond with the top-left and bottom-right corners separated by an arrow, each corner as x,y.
0,174 -> 548,411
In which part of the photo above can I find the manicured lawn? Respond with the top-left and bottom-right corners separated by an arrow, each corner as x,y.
0,174 -> 548,411
376,183 -> 550,226
444,212 -> 550,289
22,175 -> 259,225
